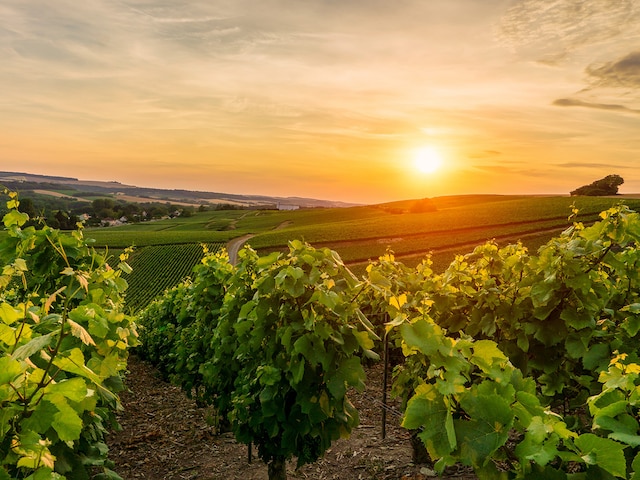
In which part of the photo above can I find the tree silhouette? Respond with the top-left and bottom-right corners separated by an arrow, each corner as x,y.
570,174 -> 624,196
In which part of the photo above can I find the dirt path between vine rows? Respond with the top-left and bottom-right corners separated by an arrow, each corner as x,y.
106,355 -> 477,480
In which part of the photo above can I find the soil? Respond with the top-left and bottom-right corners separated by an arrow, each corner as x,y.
106,355 -> 477,480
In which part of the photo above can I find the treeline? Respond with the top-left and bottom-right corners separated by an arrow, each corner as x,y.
4,194 -> 213,229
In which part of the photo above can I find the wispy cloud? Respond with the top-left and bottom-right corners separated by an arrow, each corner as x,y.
558,162 -> 631,170
553,98 -> 640,114
498,0 -> 640,65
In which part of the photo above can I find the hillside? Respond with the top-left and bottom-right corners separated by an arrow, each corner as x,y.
0,171 -> 357,209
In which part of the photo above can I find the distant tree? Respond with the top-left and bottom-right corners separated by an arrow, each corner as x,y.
409,198 -> 437,213
17,197 -> 38,218
570,174 -> 624,196
180,206 -> 195,217
92,198 -> 115,212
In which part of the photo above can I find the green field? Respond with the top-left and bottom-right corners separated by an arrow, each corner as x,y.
87,195 -> 640,311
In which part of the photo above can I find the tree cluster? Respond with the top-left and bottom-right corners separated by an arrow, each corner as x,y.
13,195 -> 196,229
570,174 -> 624,196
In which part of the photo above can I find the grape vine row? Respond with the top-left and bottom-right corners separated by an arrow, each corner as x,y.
123,242 -> 224,312
137,203 -> 640,480
0,191 -> 137,479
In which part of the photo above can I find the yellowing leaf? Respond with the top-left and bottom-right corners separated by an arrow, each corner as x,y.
76,273 -> 89,292
390,294 -> 407,310
0,302 -> 20,325
67,319 -> 96,346
44,287 -> 66,314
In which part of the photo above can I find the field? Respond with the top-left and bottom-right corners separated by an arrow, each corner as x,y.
87,195 -> 640,311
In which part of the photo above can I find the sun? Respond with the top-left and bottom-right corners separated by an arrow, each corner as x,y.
414,146 -> 442,174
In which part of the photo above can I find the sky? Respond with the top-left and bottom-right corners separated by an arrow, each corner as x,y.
1,0 -> 639,204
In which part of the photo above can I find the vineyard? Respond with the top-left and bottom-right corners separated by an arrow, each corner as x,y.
135,203 -> 640,480
5,191 -> 640,479
122,243 -> 225,312
90,195 -> 640,314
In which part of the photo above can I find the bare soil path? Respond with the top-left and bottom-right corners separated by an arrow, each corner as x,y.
106,355 -> 477,480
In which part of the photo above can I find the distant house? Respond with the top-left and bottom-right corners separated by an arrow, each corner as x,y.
277,202 -> 299,211
100,217 -> 127,227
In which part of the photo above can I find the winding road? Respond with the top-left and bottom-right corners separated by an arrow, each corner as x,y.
225,234 -> 254,265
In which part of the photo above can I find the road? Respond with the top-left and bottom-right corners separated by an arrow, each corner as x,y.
225,234 -> 254,265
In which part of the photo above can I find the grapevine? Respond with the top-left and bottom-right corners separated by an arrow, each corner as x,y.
0,190 -> 137,479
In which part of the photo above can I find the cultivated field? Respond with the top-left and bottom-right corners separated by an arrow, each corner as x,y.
88,194 -> 640,311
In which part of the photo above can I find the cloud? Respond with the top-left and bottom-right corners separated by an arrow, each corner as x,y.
586,51 -> 640,89
558,162 -> 630,170
553,98 -> 640,114
498,0 -> 640,65
469,150 -> 502,159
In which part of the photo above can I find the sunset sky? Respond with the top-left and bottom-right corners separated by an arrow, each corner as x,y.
2,0 -> 639,204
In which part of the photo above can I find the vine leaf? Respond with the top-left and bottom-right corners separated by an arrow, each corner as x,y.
455,393 -> 514,466
11,333 -> 55,361
402,384 -> 456,458
574,433 -> 626,478
67,318 -> 96,346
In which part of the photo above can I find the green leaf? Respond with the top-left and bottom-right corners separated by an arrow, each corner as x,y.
3,209 -> 29,227
631,452 -> 640,480
12,333 -> 56,361
621,314 -> 640,337
400,318 -> 443,356
258,366 -> 281,386
46,377 -> 88,403
574,433 -> 626,478
118,261 -> 133,275
403,384 -> 456,458
515,430 -> 559,467
53,348 -> 105,388
608,431 -> 640,447
367,268 -> 392,288
256,251 -> 280,268
583,344 -> 610,371
51,397 -> 83,442
92,468 -> 123,480
455,393 -> 514,466
471,339 -> 507,370
0,323 -> 17,346
530,281 -> 556,307
561,308 -> 595,330
327,357 -> 364,399
21,401 -> 57,434
565,333 -> 590,359
352,330 -> 374,350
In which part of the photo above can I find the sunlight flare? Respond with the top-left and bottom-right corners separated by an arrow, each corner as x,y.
414,146 -> 443,174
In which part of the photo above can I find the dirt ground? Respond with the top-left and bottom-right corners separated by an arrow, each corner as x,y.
106,355 -> 477,480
